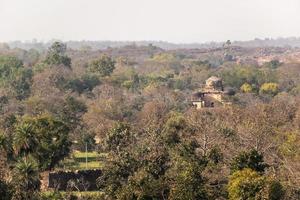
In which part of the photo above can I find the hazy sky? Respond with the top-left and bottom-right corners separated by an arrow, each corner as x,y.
1,0 -> 300,43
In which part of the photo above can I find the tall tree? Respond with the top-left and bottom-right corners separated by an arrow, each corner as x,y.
11,156 -> 40,200
44,42 -> 71,67
14,115 -> 71,170
89,55 -> 115,77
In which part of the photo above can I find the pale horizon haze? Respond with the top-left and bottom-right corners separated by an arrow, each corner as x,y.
1,0 -> 300,43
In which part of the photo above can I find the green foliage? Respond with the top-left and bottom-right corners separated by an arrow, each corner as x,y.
279,131 -> 300,158
264,60 -> 281,69
66,74 -> 100,94
192,60 -> 212,69
41,191 -> 105,200
60,96 -> 87,130
266,180 -> 285,200
0,41 -> 298,199
167,144 -> 208,200
208,146 -> 223,164
219,65 -> 277,89
231,149 -> 268,173
56,151 -> 104,170
14,115 -> 71,170
11,156 -> 40,200
0,56 -> 23,82
78,132 -> 96,152
240,83 -> 253,93
0,180 -> 12,200
40,191 -> 63,200
121,72 -> 140,91
104,122 -> 132,153
13,123 -> 38,156
89,55 -> 115,77
260,82 -> 279,96
116,169 -> 167,200
228,169 -> 285,200
228,168 -> 266,200
150,53 -> 177,63
10,68 -> 33,100
44,42 -> 71,67
97,152 -> 138,197
0,56 -> 32,99
162,112 -> 186,145
0,132 -> 10,153
218,127 -> 236,138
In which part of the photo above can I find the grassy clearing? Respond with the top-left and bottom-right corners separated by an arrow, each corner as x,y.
73,151 -> 100,158
56,151 -> 107,170
77,161 -> 103,169
41,191 -> 105,199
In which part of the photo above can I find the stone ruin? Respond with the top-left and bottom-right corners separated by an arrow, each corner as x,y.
191,76 -> 234,109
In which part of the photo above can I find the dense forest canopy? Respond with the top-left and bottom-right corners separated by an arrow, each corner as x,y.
0,41 -> 300,199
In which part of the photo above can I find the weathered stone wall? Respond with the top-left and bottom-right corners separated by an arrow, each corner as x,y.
48,169 -> 102,191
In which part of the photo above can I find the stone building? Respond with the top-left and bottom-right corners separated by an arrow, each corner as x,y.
191,76 -> 234,109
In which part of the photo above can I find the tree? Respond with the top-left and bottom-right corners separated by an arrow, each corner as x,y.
77,132 -> 96,152
10,68 -> 33,100
97,152 -> 138,198
14,115 -> 71,170
104,122 -> 132,153
0,56 -> 23,83
231,149 -> 268,173
265,60 -> 281,69
0,133 -> 10,180
65,74 -> 100,94
59,96 -> 87,131
228,168 -> 266,200
89,55 -> 115,77
228,168 -> 284,200
44,41 -> 71,67
162,112 -> 186,145
13,123 -> 37,156
11,156 -> 40,200
0,180 -> 12,200
0,56 -> 32,100
0,132 -> 10,153
167,144 -> 208,200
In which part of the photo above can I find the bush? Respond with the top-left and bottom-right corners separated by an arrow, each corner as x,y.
260,83 -> 279,96
89,55 -> 115,77
230,149 -> 268,173
240,83 -> 253,93
0,180 -> 12,200
228,168 -> 265,200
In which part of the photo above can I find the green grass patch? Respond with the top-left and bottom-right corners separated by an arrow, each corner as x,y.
56,151 -> 107,170
77,161 -> 103,170
73,151 -> 100,158
41,191 -> 105,199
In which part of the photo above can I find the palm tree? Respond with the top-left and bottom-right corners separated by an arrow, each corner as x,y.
13,123 -> 37,156
11,156 -> 40,200
0,133 -> 9,180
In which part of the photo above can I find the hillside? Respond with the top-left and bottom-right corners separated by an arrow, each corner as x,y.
0,41 -> 300,199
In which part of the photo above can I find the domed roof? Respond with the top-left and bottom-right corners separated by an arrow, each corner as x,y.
206,76 -> 221,83
205,76 -> 223,90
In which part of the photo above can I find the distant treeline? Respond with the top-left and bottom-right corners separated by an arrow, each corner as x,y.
3,37 -> 300,51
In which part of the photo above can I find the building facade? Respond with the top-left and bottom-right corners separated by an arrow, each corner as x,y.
191,76 -> 234,109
